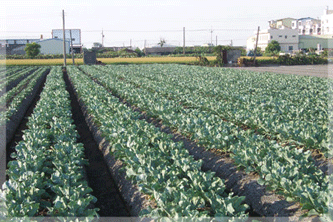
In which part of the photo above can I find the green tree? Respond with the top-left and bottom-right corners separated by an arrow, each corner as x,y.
158,38 -> 166,47
24,42 -> 41,58
213,45 -> 231,66
134,47 -> 145,57
265,40 -> 281,55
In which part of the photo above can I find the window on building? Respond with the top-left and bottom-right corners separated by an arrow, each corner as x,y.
292,35 -> 296,37
285,35 -> 287,39
289,46 -> 293,51
279,35 -> 282,38
271,36 -> 273,39
299,21 -> 302,26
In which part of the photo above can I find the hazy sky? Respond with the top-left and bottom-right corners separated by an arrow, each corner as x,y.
2,0 -> 333,48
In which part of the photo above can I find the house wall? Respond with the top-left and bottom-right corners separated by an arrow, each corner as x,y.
38,39 -> 70,55
299,35 -> 333,49
143,47 -> 177,55
269,18 -> 295,29
247,28 -> 299,53
321,9 -> 333,35
292,18 -> 321,35
226,50 -> 241,63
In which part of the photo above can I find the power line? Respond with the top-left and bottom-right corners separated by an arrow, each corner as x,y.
81,28 -> 254,33
3,28 -> 256,36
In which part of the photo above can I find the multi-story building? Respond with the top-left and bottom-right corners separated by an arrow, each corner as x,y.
291,17 -> 321,35
268,18 -> 295,29
247,27 -> 299,53
321,7 -> 333,35
248,8 -> 333,53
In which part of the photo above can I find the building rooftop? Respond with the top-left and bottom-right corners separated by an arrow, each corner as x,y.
297,17 -> 319,21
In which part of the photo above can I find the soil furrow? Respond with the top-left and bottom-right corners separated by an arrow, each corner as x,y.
63,68 -> 131,217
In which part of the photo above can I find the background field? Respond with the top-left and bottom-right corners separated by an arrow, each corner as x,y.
1,56 -> 217,66
234,64 -> 332,78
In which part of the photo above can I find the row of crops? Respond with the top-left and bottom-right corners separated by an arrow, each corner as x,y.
92,64 -> 330,154
67,65 -> 249,219
0,66 -> 48,126
74,64 -> 331,217
0,64 -> 332,220
1,67 -> 98,218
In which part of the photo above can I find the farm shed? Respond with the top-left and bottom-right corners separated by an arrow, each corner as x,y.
298,35 -> 333,50
37,38 -> 70,55
0,38 -> 40,55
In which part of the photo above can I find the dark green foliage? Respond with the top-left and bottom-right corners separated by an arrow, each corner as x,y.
196,55 -> 210,66
238,55 -> 327,66
212,45 -> 228,66
247,48 -> 263,56
265,40 -> 281,55
277,54 -> 327,65
24,42 -> 41,58
135,48 -> 145,57
158,38 -> 166,47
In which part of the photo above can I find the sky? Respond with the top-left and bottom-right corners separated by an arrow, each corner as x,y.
2,0 -> 333,49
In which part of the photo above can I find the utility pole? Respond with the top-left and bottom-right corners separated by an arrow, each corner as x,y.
101,29 -> 104,47
210,27 -> 213,45
144,40 -> 147,56
70,30 -> 75,65
253,26 -> 260,63
183,27 -> 185,55
62,10 -> 66,67
230,39 -> 233,46
130,39 -> 132,49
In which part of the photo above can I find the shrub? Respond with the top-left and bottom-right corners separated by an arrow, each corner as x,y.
277,54 -> 327,65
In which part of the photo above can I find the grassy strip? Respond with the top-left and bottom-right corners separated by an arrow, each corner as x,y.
2,56 -> 217,66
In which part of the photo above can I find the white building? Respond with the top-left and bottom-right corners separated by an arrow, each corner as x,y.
247,28 -> 299,53
321,7 -> 333,35
291,17 -> 321,35
37,38 -> 70,55
269,18 -> 295,29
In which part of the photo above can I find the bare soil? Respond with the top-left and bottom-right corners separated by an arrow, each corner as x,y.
63,70 -> 131,217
